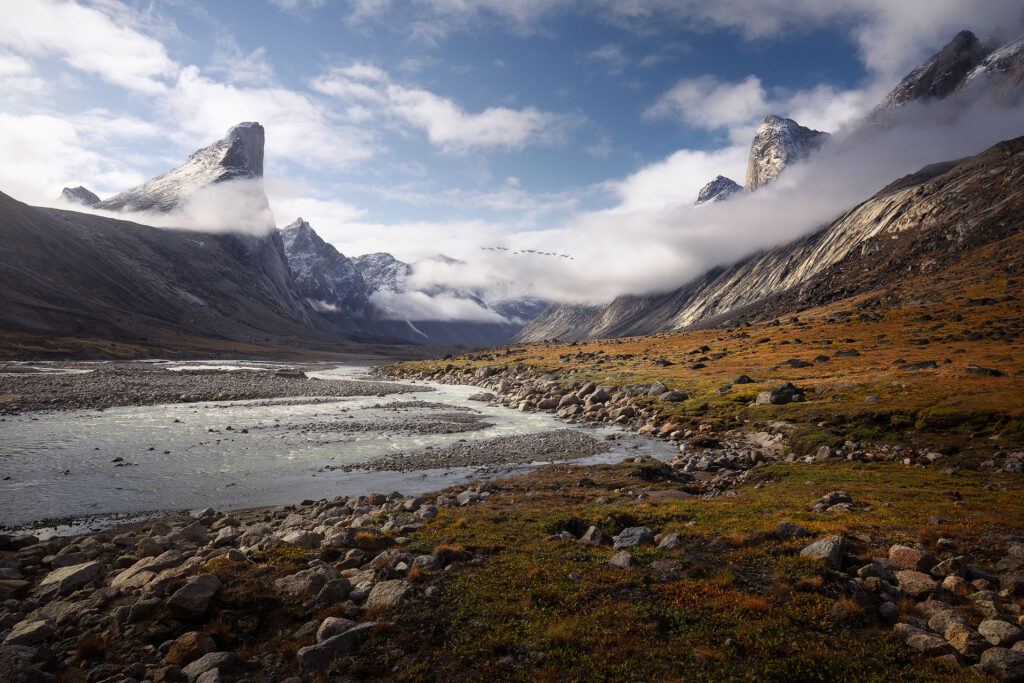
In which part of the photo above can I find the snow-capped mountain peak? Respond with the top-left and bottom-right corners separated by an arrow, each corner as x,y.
695,175 -> 741,205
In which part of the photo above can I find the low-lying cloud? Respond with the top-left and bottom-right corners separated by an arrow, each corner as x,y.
369,290 -> 511,323
399,90 -> 1024,307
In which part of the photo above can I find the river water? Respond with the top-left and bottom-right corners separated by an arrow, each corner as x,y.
0,364 -> 676,533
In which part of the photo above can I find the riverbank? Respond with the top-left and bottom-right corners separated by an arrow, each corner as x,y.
2,455 -> 1023,681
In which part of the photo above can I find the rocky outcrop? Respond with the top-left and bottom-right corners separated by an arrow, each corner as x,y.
59,186 -> 100,207
94,122 -> 267,215
744,115 -> 830,192
695,176 -> 741,205
871,30 -> 1024,125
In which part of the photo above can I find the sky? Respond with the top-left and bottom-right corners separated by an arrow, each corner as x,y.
2,1 -> 1024,317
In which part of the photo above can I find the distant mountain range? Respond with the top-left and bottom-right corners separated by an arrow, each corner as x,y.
520,29 -> 1024,341
1,29 -> 1021,356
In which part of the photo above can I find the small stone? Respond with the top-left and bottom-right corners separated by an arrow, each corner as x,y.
608,551 -> 636,568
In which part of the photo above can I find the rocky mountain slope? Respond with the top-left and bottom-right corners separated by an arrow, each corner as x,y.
744,115 -> 830,191
519,136 -> 1022,342
0,191 -> 341,350
695,175 -> 741,204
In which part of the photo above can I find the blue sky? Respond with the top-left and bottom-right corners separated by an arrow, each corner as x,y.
2,0 -> 1022,277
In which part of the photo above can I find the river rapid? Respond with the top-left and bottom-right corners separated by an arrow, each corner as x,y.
0,363 -> 676,535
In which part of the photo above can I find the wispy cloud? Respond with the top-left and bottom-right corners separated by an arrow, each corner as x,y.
312,62 -> 582,152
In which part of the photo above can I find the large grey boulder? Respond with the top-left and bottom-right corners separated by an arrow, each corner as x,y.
167,574 -> 221,619
181,651 -> 237,683
38,561 -> 101,596
363,580 -> 412,611
111,550 -> 183,588
297,621 -> 376,674
799,536 -> 844,570
613,527 -> 655,550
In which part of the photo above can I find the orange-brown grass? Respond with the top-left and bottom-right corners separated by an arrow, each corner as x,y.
452,517 -> 469,529
742,595 -> 769,613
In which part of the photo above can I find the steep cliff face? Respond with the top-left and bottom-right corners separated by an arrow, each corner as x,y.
744,115 -> 830,192
519,138 -> 1022,342
696,176 -> 741,204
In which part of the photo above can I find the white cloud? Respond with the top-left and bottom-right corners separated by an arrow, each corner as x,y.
645,75 -> 769,130
312,62 -> 580,152
0,112 -> 148,203
208,35 -> 275,86
1,0 -> 178,94
0,52 -> 49,96
169,66 -> 377,171
370,290 -> 510,322
268,0 -> 327,12
584,43 -> 630,75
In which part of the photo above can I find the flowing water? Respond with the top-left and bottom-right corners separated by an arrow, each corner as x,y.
0,364 -> 676,534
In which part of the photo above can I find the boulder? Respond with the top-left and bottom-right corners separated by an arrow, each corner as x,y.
363,580 -> 412,611
657,533 -> 683,550
979,620 -> 1024,647
613,527 -> 655,550
893,623 -> 957,657
930,556 -> 968,579
888,545 -> 938,572
979,647 -> 1024,681
316,616 -> 355,643
297,622 -> 376,674
181,652 -> 237,683
775,522 -> 810,539
38,561 -> 101,596
579,526 -> 608,546
112,550 -> 183,588
608,551 -> 636,568
896,570 -> 939,598
799,536 -> 844,570
3,619 -> 53,646
167,574 -> 221,619
166,631 -> 217,666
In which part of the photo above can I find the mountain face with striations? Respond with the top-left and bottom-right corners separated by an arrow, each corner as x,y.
94,122 -> 267,214
695,175 -> 742,205
744,115 -> 830,191
59,186 -> 100,207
